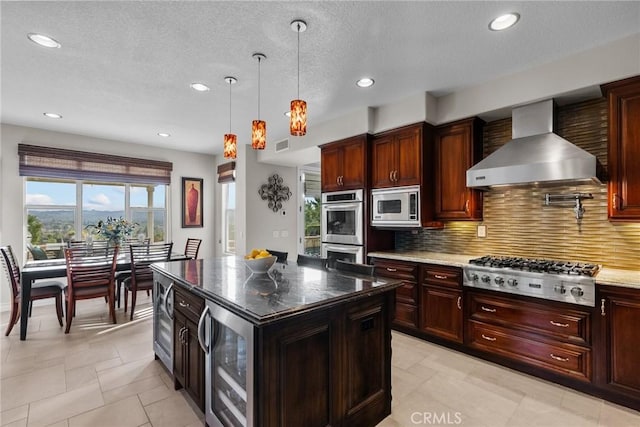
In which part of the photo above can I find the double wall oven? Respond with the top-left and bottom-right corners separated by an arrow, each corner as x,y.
321,189 -> 364,267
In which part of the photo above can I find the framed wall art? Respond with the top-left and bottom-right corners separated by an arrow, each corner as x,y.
182,177 -> 203,228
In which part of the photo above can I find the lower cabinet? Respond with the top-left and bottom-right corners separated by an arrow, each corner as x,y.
466,290 -> 592,382
373,259 -> 419,331
420,265 -> 463,343
596,285 -> 640,402
173,287 -> 205,411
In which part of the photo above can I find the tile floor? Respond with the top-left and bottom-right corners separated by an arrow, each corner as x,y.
1,297 -> 639,427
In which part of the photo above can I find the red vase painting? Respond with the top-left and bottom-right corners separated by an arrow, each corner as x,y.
182,178 -> 203,227
187,184 -> 199,222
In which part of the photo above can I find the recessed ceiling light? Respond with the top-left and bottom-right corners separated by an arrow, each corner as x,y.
190,83 -> 210,92
489,13 -> 520,31
356,78 -> 375,88
284,111 -> 291,118
28,33 -> 61,48
157,132 -> 171,137
43,112 -> 62,119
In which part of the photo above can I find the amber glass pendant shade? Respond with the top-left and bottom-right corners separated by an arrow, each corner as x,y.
223,134 -> 237,159
251,120 -> 266,150
290,99 -> 307,136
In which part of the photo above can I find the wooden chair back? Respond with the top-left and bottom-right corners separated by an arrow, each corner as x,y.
64,246 -> 119,296
335,259 -> 375,277
0,246 -> 21,301
129,242 -> 173,286
296,254 -> 328,270
185,238 -> 202,259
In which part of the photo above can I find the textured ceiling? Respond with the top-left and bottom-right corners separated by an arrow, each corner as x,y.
1,1 -> 639,158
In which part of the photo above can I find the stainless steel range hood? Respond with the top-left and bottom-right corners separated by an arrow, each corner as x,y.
466,99 -> 600,189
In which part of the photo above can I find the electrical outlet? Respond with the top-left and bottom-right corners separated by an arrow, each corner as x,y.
281,230 -> 289,238
477,225 -> 487,238
272,230 -> 280,238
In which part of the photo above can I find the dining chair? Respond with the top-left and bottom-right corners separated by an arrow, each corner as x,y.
296,254 -> 328,270
335,259 -> 375,277
114,237 -> 151,308
266,249 -> 288,263
1,245 -> 66,336
124,242 -> 173,320
184,238 -> 202,259
64,246 -> 119,333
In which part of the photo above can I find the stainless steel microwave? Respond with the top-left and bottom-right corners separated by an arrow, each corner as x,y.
371,185 -> 420,227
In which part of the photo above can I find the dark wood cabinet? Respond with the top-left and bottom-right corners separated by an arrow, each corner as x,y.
320,134 -> 367,192
602,75 -> 640,221
420,265 -> 463,343
434,118 -> 484,220
596,285 -> 640,403
373,259 -> 419,331
173,287 -> 205,411
371,123 -> 424,189
260,293 -> 392,427
466,290 -> 592,382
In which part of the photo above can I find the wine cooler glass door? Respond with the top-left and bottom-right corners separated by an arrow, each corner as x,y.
204,302 -> 254,427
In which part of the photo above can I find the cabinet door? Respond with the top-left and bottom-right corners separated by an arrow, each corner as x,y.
604,77 -> 640,220
371,135 -> 396,188
173,311 -> 187,390
341,140 -> 366,189
395,127 -> 422,187
321,144 -> 342,192
600,289 -> 640,397
434,119 -> 483,220
185,320 -> 205,411
421,286 -> 463,343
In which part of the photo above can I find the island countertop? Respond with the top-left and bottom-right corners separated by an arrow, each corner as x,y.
151,257 -> 402,326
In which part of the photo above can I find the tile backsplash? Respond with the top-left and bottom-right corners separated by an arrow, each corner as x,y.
396,98 -> 640,270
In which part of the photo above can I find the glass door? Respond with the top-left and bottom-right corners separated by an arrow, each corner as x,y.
298,167 -> 321,256
153,278 -> 173,372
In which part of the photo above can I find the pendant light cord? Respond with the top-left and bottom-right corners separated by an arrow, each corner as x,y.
297,22 -> 300,99
258,56 -> 261,120
228,80 -> 232,132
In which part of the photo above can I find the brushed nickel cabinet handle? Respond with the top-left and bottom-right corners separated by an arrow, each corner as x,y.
481,306 -> 496,313
389,171 -> 393,182
549,320 -> 570,328
457,296 -> 461,310
179,301 -> 190,308
336,176 -> 340,185
550,354 -> 569,362
612,193 -> 618,210
464,200 -> 470,213
481,334 -> 496,342
339,176 -> 344,186
434,274 -> 448,280
601,298 -> 606,316
394,170 -> 399,181
386,267 -> 397,272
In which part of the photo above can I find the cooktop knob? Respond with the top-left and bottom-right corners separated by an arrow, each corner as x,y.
472,274 -> 479,282
494,277 -> 505,286
481,275 -> 491,283
570,287 -> 584,297
554,285 -> 566,294
507,278 -> 518,287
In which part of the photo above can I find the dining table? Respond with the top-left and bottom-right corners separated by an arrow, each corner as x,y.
20,252 -> 189,340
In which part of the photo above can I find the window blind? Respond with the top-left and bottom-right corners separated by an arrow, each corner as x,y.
217,161 -> 236,183
18,144 -> 173,184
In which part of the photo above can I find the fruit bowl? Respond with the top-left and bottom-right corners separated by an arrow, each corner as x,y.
244,255 -> 277,274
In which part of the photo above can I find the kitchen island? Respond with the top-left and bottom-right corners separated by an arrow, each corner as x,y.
151,257 -> 402,427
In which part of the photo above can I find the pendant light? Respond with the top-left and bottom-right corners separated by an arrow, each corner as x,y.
251,53 -> 267,150
223,76 -> 237,159
290,19 -> 307,136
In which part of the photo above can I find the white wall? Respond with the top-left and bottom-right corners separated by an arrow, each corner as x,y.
0,124 -> 217,310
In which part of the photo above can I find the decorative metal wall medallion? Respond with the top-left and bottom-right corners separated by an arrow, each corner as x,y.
258,173 -> 292,212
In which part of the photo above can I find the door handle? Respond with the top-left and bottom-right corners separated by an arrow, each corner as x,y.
549,320 -> 569,328
601,298 -> 606,316
163,283 -> 173,320
612,193 -> 618,210
481,306 -> 496,313
197,305 -> 211,354
549,354 -> 569,362
340,176 -> 344,186
389,171 -> 393,182
481,334 -> 496,342
464,200 -> 470,213
457,296 -> 461,310
178,301 -> 190,308
386,267 -> 397,272
434,274 -> 448,280
393,170 -> 398,182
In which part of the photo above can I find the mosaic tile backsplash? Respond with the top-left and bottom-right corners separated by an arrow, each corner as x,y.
396,98 -> 640,271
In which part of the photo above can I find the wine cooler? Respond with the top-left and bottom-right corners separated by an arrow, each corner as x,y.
198,301 -> 255,427
153,275 -> 173,372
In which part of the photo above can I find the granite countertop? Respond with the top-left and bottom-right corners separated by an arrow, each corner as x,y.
151,257 -> 402,325
367,250 -> 640,290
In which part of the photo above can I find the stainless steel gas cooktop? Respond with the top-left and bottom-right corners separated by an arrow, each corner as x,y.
463,255 -> 600,307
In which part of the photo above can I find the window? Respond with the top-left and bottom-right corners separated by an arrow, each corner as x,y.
298,168 -> 321,256
25,178 -> 168,259
221,182 -> 236,254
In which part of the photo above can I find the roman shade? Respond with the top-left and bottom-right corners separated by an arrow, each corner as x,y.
18,144 -> 173,184
217,161 -> 236,183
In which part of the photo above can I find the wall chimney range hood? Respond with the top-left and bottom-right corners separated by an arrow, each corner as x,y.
466,99 -> 600,189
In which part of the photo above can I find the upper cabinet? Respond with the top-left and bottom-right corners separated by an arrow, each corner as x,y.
320,134 -> 367,192
602,75 -> 640,221
434,118 -> 484,220
371,123 -> 424,189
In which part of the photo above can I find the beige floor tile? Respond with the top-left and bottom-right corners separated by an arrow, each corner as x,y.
96,359 -> 160,392
560,389 -> 603,421
2,419 -> 26,427
101,376 -> 164,405
63,344 -> 119,371
65,365 -> 99,391
44,421 -> 67,427
93,358 -> 122,372
68,395 -> 148,427
390,364 -> 437,401
0,364 -> 66,412
506,395 -> 599,427
144,394 -> 201,427
114,340 -> 154,365
138,384 -> 174,406
598,401 -> 640,427
1,405 -> 28,426
27,382 -> 104,427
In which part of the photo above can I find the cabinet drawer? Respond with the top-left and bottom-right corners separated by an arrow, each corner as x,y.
421,265 -> 461,288
468,321 -> 591,382
174,286 -> 205,324
394,302 -> 418,330
468,293 -> 590,345
396,283 -> 417,304
373,260 -> 417,281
